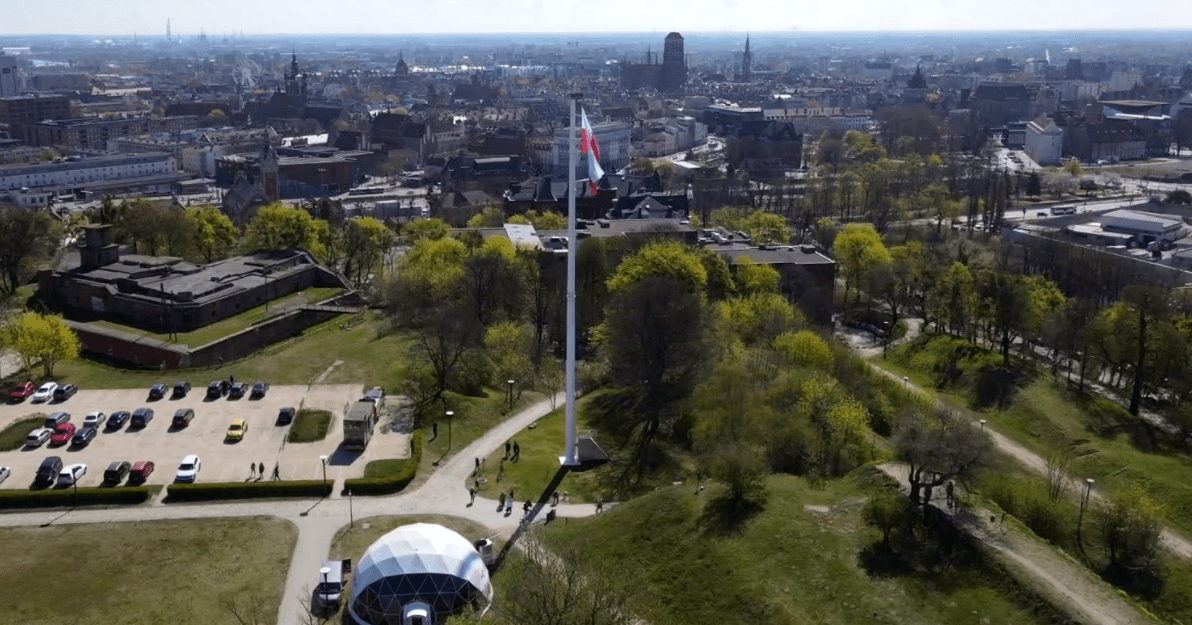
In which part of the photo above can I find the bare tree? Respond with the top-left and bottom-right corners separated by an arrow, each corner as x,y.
894,408 -> 993,510
1046,449 -> 1073,503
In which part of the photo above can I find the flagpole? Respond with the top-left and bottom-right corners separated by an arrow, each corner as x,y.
562,93 -> 581,467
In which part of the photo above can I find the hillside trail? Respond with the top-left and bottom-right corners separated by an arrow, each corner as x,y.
838,321 -> 1192,559
877,464 -> 1151,625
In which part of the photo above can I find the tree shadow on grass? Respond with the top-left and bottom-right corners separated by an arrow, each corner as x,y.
697,487 -> 767,537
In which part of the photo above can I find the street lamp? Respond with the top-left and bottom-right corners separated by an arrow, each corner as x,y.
446,410 -> 454,451
348,488 -> 354,527
319,454 -> 329,488
507,379 -> 515,411
979,419 -> 987,431
320,566 -> 330,593
902,376 -> 909,388
1078,478 -> 1096,538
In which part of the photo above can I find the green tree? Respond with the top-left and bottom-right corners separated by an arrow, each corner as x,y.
242,203 -> 327,257
895,408 -> 992,510
693,361 -> 770,522
341,217 -> 394,286
626,157 -> 656,176
715,293 -> 804,345
485,321 -> 534,388
606,241 -> 707,294
463,236 -> 519,326
527,210 -> 567,230
1,311 -> 80,377
1062,159 -> 1084,177
467,206 -> 506,228
698,248 -> 736,301
116,199 -> 193,256
185,206 -> 239,263
739,211 -> 790,245
402,217 -> 449,242
773,330 -> 834,370
1094,484 -> 1163,591
0,204 -> 59,294
929,262 -> 977,337
863,494 -> 911,549
733,258 -> 781,295
833,223 -> 891,303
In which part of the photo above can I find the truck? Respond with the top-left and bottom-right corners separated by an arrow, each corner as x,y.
343,401 -> 378,451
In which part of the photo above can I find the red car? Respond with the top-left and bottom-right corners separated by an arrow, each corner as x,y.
129,461 -> 155,484
49,423 -> 77,446
8,381 -> 35,401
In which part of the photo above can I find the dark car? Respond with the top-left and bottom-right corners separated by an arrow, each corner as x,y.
277,406 -> 296,425
148,383 -> 168,400
228,382 -> 247,399
172,381 -> 191,398
206,381 -> 228,399
35,456 -> 63,486
43,412 -> 70,429
129,461 -> 154,484
71,426 -> 98,447
53,384 -> 78,401
108,411 -> 131,429
172,408 -> 195,428
130,407 -> 154,428
8,381 -> 36,401
250,381 -> 269,398
103,461 -> 131,485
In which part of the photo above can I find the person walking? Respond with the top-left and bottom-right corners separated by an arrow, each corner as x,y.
505,497 -> 513,516
432,422 -> 438,440
258,462 -> 265,479
523,500 -> 531,518
512,441 -> 520,462
596,495 -> 604,513
272,462 -> 280,481
946,481 -> 955,510
469,487 -> 477,505
504,441 -> 511,459
474,457 -> 480,474
551,491 -> 559,507
498,492 -> 506,511
249,463 -> 256,478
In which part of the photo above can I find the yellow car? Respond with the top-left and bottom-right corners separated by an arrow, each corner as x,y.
226,419 -> 248,441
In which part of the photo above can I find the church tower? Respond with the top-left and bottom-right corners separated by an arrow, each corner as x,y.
396,51 -> 409,76
284,51 -> 307,97
741,35 -> 753,82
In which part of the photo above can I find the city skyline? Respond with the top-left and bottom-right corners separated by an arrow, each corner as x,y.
4,0 -> 1192,36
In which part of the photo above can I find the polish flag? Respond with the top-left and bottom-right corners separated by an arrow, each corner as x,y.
580,107 -> 605,194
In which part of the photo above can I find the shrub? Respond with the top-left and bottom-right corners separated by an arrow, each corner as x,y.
166,480 -> 332,502
0,487 -> 150,509
287,408 -> 333,443
344,431 -> 422,495
982,474 -> 1074,547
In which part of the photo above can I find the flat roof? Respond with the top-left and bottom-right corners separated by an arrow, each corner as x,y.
716,244 -> 836,266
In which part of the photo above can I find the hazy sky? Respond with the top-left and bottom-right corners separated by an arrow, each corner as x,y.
2,0 -> 1191,35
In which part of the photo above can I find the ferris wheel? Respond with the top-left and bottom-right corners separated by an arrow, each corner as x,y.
232,59 -> 261,90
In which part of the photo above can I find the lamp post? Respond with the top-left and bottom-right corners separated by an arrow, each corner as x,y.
348,488 -> 354,527
1078,477 -> 1095,538
319,454 -> 329,488
979,419 -> 987,431
902,376 -> 909,388
446,410 -> 454,451
507,379 -> 515,411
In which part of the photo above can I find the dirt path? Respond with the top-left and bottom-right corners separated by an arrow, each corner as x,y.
877,464 -> 1151,625
312,359 -> 343,384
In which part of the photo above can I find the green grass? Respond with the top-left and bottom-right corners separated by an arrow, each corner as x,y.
2,517 -> 296,625
88,286 -> 347,348
542,469 -> 1052,625
328,514 -> 495,563
52,311 -> 413,389
363,458 -> 413,478
288,408 -> 332,443
0,415 -> 43,451
417,387 -> 542,476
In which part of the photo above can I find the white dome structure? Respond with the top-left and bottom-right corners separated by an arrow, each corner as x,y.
349,523 -> 493,625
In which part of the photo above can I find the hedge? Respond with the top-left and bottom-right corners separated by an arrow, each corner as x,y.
343,431 -> 422,496
0,487 -> 150,510
166,480 -> 332,502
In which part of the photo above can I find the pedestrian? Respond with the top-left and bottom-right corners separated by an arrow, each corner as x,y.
512,441 -> 520,461
551,490 -> 559,507
596,495 -> 603,513
229,375 -> 234,386
505,497 -> 513,516
258,462 -> 265,478
946,481 -> 955,510
508,490 -> 514,503
432,422 -> 438,440
249,462 -> 256,478
504,441 -> 511,459
523,500 -> 531,518
218,356 -> 224,368
498,492 -> 506,511
474,457 -> 480,474
481,457 -> 486,471
272,462 -> 280,481
469,487 -> 476,505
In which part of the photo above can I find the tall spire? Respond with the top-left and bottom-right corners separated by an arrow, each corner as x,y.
745,34 -> 750,54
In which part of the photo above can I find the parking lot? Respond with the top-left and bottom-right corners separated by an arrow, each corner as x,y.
0,383 -> 411,490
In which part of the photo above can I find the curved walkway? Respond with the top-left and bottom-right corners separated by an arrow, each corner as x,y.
0,392 -> 598,625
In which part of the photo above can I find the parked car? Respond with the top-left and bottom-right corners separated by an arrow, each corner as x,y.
206,381 -> 228,399
25,427 -> 52,448
53,384 -> 78,401
35,457 -> 63,486
363,387 -> 385,407
228,382 -> 247,399
58,463 -> 87,486
174,455 -> 201,482
172,381 -> 191,398
8,381 -> 36,401
226,418 -> 248,441
82,412 -> 107,428
277,406 -> 296,425
172,408 -> 195,428
103,461 -> 131,485
108,411 -> 131,429
1037,211 -> 1048,217
148,383 -> 168,400
49,423 -> 77,446
71,426 -> 98,447
250,381 -> 269,398
0,466 -> 10,486
129,461 -> 155,484
130,408 -> 154,428
32,382 -> 58,403
43,412 -> 70,428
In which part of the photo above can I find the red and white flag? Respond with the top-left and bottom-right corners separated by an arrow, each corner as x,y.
580,107 -> 605,194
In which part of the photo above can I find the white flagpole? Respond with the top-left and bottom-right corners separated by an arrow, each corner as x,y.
562,94 -> 580,467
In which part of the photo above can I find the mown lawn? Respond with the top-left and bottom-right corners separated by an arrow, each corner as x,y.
288,408 -> 333,443
542,469 -> 1053,625
1,517 -> 296,625
416,387 -> 543,478
0,415 -> 43,451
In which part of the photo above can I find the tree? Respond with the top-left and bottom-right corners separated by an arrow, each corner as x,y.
738,211 -> 790,245
486,321 -> 533,388
626,157 -> 656,176
864,493 -> 911,549
402,217 -> 449,242
463,236 -> 519,326
341,217 -> 394,286
715,293 -> 804,346
929,262 -> 977,338
242,203 -> 327,257
894,408 -> 992,510
1062,159 -> 1084,177
1,311 -> 81,377
1121,285 -> 1171,415
116,199 -> 192,257
517,247 -> 560,366
0,204 -> 59,294
773,330 -> 834,370
732,257 -> 780,295
692,361 -> 770,523
834,223 -> 891,303
1026,172 -> 1042,197
698,248 -> 736,301
467,206 -> 506,228
496,532 -> 636,625
1094,484 -> 1164,593
185,206 -> 239,263
606,241 -> 707,293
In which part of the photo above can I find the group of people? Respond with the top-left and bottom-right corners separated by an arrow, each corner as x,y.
490,490 -> 534,519
248,461 -> 280,481
504,440 -> 521,462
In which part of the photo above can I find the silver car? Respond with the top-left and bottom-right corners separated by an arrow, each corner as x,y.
0,466 -> 10,485
58,463 -> 87,486
25,428 -> 52,448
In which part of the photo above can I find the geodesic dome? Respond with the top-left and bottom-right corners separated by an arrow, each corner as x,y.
349,523 -> 493,625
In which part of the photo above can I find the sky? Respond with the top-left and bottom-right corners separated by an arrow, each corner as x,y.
3,0 -> 1192,35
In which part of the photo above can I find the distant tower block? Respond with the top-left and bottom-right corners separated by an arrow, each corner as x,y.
659,32 -> 686,93
167,19 -> 171,41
